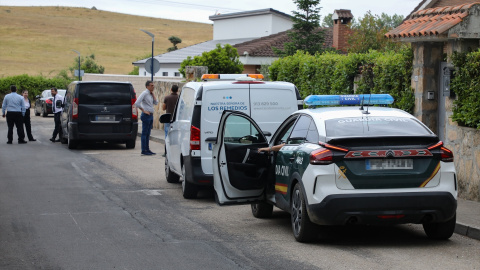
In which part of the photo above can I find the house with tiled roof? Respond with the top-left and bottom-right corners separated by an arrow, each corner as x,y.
133,8 -> 294,78
219,9 -> 352,74
133,8 -> 353,77
386,0 -> 480,201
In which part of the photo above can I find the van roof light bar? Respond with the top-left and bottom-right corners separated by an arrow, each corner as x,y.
201,74 -> 264,81
304,94 -> 394,107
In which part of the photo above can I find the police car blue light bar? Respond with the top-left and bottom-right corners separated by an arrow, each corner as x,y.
304,94 -> 394,107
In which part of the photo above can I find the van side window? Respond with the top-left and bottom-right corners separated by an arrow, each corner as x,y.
176,88 -> 195,121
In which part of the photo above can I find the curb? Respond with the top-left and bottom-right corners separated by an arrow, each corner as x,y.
455,223 -> 480,241
137,133 -> 165,144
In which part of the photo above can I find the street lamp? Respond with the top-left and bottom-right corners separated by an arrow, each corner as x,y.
140,29 -> 155,81
72,49 -> 81,81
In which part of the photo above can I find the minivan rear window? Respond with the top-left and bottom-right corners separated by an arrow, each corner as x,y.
79,84 -> 131,105
325,117 -> 432,137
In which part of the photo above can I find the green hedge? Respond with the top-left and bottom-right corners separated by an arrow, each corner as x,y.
269,48 -> 414,113
451,50 -> 480,129
0,74 -> 71,101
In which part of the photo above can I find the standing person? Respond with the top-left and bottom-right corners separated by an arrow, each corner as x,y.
134,81 -> 158,156
162,84 -> 179,138
2,85 -> 27,144
49,87 -> 64,142
22,90 -> 36,141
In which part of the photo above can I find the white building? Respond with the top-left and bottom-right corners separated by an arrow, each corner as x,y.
133,8 -> 293,78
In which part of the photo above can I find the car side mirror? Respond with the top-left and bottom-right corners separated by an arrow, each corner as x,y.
159,113 -> 172,123
56,100 -> 63,108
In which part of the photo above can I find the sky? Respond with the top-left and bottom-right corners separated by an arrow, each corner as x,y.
0,0 -> 421,24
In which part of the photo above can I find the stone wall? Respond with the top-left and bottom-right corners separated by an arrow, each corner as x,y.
444,97 -> 480,201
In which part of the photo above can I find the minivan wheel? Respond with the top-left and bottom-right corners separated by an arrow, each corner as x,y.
251,202 -> 274,218
165,154 -> 179,183
291,183 -> 316,242
423,214 -> 456,240
68,137 -> 78,149
126,140 -> 136,149
181,164 -> 198,199
60,135 -> 67,144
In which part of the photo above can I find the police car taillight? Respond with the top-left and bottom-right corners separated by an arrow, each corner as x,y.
428,141 -> 454,162
190,125 -> 200,151
310,148 -> 333,165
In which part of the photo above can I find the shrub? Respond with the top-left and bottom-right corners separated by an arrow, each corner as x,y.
451,50 -> 480,129
269,48 -> 414,113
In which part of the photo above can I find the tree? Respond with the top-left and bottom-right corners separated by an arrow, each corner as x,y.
274,0 -> 325,56
167,36 -> 182,52
321,13 -> 333,28
347,11 -> 406,53
69,54 -> 105,78
179,44 -> 243,77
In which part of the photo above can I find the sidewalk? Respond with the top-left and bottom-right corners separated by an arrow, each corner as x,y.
140,125 -> 480,241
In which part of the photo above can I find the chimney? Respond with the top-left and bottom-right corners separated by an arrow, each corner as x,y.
332,9 -> 353,53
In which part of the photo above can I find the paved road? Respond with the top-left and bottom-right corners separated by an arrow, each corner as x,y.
1,112 -> 479,270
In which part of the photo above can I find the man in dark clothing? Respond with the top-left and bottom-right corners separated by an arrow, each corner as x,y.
50,87 -> 64,142
162,85 -> 179,138
2,85 -> 27,144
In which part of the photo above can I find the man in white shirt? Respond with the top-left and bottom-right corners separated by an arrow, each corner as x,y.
134,81 -> 158,156
50,87 -> 64,142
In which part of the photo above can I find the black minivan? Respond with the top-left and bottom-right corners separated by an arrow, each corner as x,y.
60,81 -> 138,149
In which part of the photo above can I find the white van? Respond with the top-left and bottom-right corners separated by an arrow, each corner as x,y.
160,74 -> 303,199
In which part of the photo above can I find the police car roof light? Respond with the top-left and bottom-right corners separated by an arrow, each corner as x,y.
304,94 -> 394,107
201,74 -> 264,81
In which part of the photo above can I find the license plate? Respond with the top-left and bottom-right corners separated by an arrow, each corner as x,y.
96,115 -> 115,121
366,159 -> 413,170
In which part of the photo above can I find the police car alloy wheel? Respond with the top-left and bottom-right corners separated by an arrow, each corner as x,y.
291,183 -> 316,242
251,202 -> 273,218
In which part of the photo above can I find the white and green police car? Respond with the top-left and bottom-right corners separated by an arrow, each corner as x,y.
212,94 -> 457,242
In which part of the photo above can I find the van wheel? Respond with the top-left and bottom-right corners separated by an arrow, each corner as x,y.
68,137 -> 78,149
60,136 -> 67,144
291,183 -> 316,242
423,214 -> 456,240
41,106 -> 47,117
126,140 -> 135,149
181,164 -> 198,199
251,202 -> 273,218
165,154 -> 179,183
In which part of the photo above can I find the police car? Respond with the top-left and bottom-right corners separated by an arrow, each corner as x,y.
212,94 -> 457,242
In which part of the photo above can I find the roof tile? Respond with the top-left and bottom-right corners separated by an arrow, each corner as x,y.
386,2 -> 479,39
233,28 -> 333,57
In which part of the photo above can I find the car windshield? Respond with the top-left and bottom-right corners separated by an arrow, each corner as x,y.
325,117 -> 432,137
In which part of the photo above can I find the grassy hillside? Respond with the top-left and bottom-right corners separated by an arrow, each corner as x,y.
0,6 -> 212,77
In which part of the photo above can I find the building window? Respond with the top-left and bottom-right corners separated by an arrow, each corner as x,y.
162,72 -> 168,76
174,72 -> 180,77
